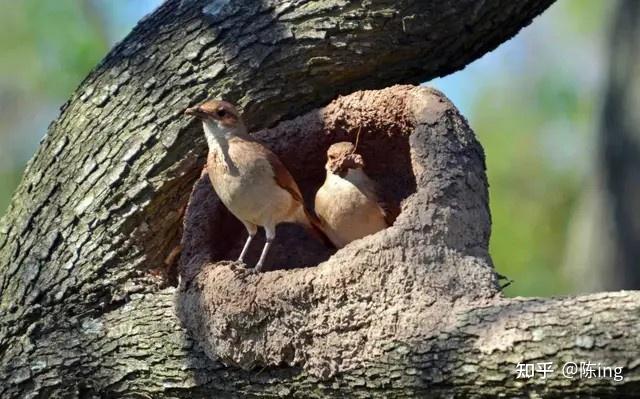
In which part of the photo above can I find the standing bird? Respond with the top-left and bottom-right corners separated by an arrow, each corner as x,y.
185,100 -> 330,272
315,141 -> 391,248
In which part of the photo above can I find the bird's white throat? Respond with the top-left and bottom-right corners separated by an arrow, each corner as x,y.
203,119 -> 244,150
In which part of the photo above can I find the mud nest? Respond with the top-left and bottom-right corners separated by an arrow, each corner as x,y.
180,85 -> 420,277
176,85 -> 496,376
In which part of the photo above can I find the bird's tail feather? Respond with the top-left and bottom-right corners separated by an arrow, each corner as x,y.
300,207 -> 335,248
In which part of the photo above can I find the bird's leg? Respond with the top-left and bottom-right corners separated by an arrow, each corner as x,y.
254,240 -> 273,273
254,225 -> 276,272
238,222 -> 257,264
237,235 -> 254,264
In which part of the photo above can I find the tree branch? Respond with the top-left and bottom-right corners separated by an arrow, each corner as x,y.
10,0 -> 637,398
3,288 -> 638,397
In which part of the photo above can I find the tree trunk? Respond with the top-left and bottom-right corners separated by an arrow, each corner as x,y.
599,0 -> 640,289
6,0 -> 637,398
564,0 -> 640,291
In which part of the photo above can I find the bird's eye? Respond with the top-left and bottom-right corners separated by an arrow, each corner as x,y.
217,109 -> 227,117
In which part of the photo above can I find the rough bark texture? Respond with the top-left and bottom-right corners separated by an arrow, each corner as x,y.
5,0 -> 638,398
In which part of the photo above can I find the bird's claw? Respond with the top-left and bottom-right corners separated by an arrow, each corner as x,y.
228,260 -> 263,276
251,265 -> 263,274
229,261 -> 243,271
229,261 -> 252,276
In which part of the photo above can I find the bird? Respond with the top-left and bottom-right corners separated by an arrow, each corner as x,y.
184,99 -> 331,272
314,141 -> 392,248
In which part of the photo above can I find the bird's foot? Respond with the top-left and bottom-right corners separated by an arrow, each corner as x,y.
229,264 -> 255,278
228,260 -> 249,273
251,264 -> 263,274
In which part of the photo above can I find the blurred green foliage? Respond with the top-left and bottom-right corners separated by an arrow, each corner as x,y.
475,82 -> 583,296
459,0 -> 612,296
0,0 -> 108,97
0,172 -> 21,213
0,0 -> 109,213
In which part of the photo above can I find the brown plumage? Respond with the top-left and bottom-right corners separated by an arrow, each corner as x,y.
315,141 -> 391,248
185,100 -> 331,271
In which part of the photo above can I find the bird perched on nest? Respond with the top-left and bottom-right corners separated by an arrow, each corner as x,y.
315,141 -> 392,248
185,100 -> 331,272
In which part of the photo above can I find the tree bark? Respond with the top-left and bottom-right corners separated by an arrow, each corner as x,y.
6,0 -> 638,398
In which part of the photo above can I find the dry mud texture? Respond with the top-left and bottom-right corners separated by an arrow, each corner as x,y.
176,85 -> 498,377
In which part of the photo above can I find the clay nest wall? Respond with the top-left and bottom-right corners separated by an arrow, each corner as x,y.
176,85 -> 499,378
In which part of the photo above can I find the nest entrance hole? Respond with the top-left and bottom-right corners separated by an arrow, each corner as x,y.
180,91 -> 418,275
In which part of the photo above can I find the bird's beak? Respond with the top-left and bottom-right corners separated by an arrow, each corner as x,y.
184,106 -> 204,118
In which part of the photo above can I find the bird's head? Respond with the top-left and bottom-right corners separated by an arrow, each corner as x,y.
326,141 -> 364,175
185,99 -> 245,135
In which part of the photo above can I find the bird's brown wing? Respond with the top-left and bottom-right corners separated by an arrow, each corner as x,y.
230,136 -> 304,203
227,137 -> 334,247
264,150 -> 305,204
258,142 -> 334,247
